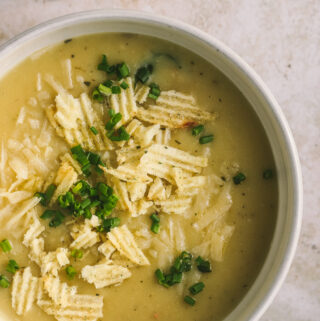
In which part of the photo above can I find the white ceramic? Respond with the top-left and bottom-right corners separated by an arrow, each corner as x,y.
0,10 -> 303,321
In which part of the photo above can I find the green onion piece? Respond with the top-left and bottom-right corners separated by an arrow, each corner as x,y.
111,86 -> 121,94
135,64 -> 153,83
263,169 -> 273,179
98,84 -> 112,96
148,93 -> 159,100
71,145 -> 89,166
150,213 -> 160,223
151,222 -> 160,234
192,125 -> 204,136
199,134 -> 214,144
49,211 -> 65,228
108,109 -> 115,117
120,81 -> 129,89
66,266 -> 77,280
118,63 -> 130,78
80,198 -> 91,209
103,79 -> 113,87
148,83 -> 161,100
40,209 -> 56,219
109,126 -> 130,141
155,269 -> 166,284
87,152 -> 101,165
105,112 -> 122,131
0,239 -> 12,252
189,282 -> 205,295
6,260 -> 19,274
71,249 -> 83,259
34,192 -> 46,206
99,217 -> 120,232
90,126 -> 98,135
97,54 -> 109,72
184,295 -> 196,306
233,172 -> 246,185
92,88 -> 104,102
195,256 -> 212,273
81,163 -> 91,177
72,182 -> 83,194
44,184 -> 56,205
0,275 -> 10,288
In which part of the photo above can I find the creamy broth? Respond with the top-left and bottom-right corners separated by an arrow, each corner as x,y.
0,33 -> 277,321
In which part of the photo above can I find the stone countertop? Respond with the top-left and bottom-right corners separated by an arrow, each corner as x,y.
0,1 -> 319,320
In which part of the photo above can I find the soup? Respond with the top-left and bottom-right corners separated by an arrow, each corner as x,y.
0,33 -> 277,321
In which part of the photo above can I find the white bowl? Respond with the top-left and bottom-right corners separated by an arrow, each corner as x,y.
0,10 -> 303,321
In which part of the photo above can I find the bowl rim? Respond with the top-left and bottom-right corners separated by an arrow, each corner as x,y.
0,9 -> 303,321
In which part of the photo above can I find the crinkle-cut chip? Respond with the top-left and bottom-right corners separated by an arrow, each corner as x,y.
107,225 -> 150,265
136,90 -> 216,128
155,128 -> 171,145
43,275 -> 77,307
135,83 -> 150,104
140,144 -> 208,174
116,147 -> 144,165
29,237 -> 45,266
132,199 -> 153,218
9,157 -> 29,180
108,177 -> 136,215
0,190 -> 32,204
109,77 -> 137,126
117,119 -> 142,147
59,153 -> 82,175
37,293 -> 103,321
155,195 -> 193,215
133,124 -> 160,147
50,161 -> 78,205
70,222 -> 100,250
148,177 -> 166,201
81,262 -> 131,288
193,183 -> 232,231
127,181 -> 147,202
110,252 -> 136,268
23,216 -> 45,247
101,163 -> 152,183
165,185 -> 172,199
98,241 -> 116,259
174,175 -> 207,196
11,267 -> 39,316
4,196 -> 41,230
166,217 -> 186,253
41,248 -> 70,276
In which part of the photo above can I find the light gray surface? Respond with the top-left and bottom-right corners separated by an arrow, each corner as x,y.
0,1 -> 319,320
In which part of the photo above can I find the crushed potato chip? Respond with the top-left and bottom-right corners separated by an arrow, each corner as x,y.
70,220 -> 100,249
147,177 -> 167,201
155,195 -> 193,215
127,181 -> 147,202
98,241 -> 116,260
135,83 -> 150,104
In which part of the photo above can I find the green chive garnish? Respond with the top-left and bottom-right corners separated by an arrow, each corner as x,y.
263,169 -> 273,179
90,126 -> 98,135
71,249 -> 83,259
184,295 -> 196,306
189,282 -> 205,295
103,79 -> 113,87
105,112 -> 122,131
97,54 -> 109,72
6,260 -> 19,274
192,125 -> 204,136
135,64 -> 153,83
199,134 -> 213,144
118,63 -> 130,78
0,239 -> 12,252
44,184 -> 56,205
98,84 -> 112,96
148,83 -> 161,100
111,86 -> 121,94
195,256 -> 212,273
120,81 -> 129,89
66,265 -> 77,280
34,192 -> 46,206
109,126 -> 130,141
233,172 -> 246,185
0,275 -> 10,288
92,88 -> 104,102
150,213 -> 160,234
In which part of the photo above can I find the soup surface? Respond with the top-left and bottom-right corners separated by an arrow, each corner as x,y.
0,33 -> 277,321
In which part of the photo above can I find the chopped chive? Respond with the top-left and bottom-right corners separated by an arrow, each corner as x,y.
71,145 -> 90,166
105,112 -> 122,131
90,126 -> 98,135
199,134 -> 213,144
108,109 -> 115,117
71,249 -> 83,259
72,182 -> 83,194
98,217 -> 120,232
192,125 -> 204,136
6,260 -> 19,274
97,54 -> 109,72
48,211 -> 65,228
148,93 -> 159,100
155,269 -> 166,284
150,213 -> 160,223
103,79 -> 113,87
109,126 -> 130,141
184,295 -> 196,306
135,64 -> 153,84
195,256 -> 212,273
44,184 -> 56,205
263,169 -> 273,180
111,86 -> 121,94
92,88 -> 104,102
233,172 -> 246,185
66,265 -> 77,280
80,198 -> 91,209
151,222 -> 160,234
148,83 -> 161,100
118,63 -> 130,78
189,282 -> 205,295
0,239 -> 12,252
98,84 -> 112,96
0,275 -> 10,288
34,192 -> 46,206
120,81 -> 129,89
81,163 -> 91,177
40,209 -> 56,219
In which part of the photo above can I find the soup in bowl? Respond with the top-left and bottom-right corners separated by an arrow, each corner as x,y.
0,11 -> 302,321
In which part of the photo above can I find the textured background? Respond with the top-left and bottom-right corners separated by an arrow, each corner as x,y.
0,0 -> 319,320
